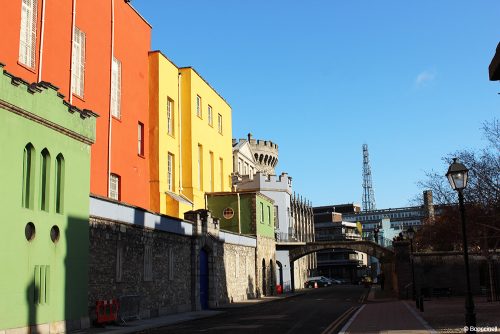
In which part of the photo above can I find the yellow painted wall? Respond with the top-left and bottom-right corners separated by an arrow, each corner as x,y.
149,52 -> 232,219
180,67 -> 233,211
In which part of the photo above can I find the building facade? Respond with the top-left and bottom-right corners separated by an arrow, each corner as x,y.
206,192 -> 276,297
149,51 -> 233,219
0,64 -> 96,332
0,0 -> 152,209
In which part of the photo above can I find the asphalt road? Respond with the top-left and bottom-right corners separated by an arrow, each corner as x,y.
136,285 -> 368,334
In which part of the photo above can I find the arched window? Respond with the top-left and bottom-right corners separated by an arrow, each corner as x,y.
55,154 -> 65,213
22,143 -> 35,208
40,148 -> 51,211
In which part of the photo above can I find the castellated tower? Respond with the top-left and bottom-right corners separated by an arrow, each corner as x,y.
247,133 -> 279,175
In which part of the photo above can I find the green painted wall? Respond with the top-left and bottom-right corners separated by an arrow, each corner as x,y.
206,192 -> 275,238
0,66 -> 96,330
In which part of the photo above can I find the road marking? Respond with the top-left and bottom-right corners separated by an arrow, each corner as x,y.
321,306 -> 358,334
403,301 -> 437,334
338,304 -> 365,334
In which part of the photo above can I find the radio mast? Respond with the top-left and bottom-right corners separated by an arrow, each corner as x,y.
362,144 -> 376,212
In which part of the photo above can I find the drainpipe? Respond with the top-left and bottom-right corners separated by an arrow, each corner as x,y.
107,0 -> 115,196
37,0 -> 47,82
69,0 -> 76,104
178,72 -> 183,191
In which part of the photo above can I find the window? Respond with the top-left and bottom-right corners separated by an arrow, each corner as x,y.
219,158 -> 224,191
22,143 -> 35,209
138,122 -> 144,156
111,57 -> 121,118
167,153 -> 174,191
109,174 -> 120,200
267,206 -> 271,225
19,0 -> 37,68
196,95 -> 202,117
208,105 -> 213,126
167,98 -> 174,136
260,203 -> 264,223
71,27 -> 85,97
33,265 -> 50,304
144,244 -> 153,281
198,144 -> 203,191
55,154 -> 65,213
40,148 -> 51,211
209,151 -> 214,192
217,113 -> 223,134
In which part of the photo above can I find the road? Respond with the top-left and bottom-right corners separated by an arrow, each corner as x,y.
136,285 -> 368,334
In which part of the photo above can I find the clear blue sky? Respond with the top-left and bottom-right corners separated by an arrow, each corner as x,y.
134,0 -> 500,209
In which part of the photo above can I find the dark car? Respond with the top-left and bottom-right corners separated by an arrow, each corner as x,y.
304,276 -> 333,288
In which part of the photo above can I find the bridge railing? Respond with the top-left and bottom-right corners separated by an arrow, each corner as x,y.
362,234 -> 393,250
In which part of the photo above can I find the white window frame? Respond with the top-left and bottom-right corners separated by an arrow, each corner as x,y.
111,57 -> 122,118
217,113 -> 223,134
71,27 -> 85,97
208,105 -> 213,126
196,95 -> 202,117
167,153 -> 173,191
109,174 -> 119,200
167,98 -> 173,135
19,0 -> 37,68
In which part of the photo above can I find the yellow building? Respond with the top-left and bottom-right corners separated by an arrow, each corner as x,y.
149,51 -> 233,218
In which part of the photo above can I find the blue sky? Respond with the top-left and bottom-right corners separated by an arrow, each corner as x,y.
134,0 -> 500,209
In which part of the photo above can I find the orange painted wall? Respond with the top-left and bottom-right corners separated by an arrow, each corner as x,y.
0,1 -> 151,210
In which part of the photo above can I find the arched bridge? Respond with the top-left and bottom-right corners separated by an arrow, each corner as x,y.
286,240 -> 394,263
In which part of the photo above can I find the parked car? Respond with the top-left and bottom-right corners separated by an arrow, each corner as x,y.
304,276 -> 333,288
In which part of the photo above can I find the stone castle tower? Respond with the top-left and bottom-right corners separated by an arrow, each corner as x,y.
247,133 -> 279,175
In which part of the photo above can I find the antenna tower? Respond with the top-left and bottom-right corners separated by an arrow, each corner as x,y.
362,144 -> 376,212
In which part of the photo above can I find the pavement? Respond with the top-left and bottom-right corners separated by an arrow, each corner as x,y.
339,285 -> 500,334
77,287 -> 500,334
78,292 -> 302,334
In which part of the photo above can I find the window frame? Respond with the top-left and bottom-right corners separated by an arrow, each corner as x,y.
111,57 -> 122,119
217,113 -> 223,134
109,173 -> 120,201
71,27 -> 86,98
18,0 -> 38,69
167,97 -> 174,136
207,105 -> 213,126
196,95 -> 202,118
138,121 -> 144,157
167,153 -> 174,191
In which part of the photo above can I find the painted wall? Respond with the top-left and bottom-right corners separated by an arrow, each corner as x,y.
0,65 -> 96,331
0,0 -> 151,210
180,68 -> 233,211
206,192 -> 275,238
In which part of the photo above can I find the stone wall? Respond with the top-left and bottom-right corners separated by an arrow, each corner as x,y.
222,243 -> 257,302
256,235 -> 277,296
88,217 -> 193,320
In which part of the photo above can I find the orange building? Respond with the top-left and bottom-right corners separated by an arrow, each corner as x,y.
0,0 -> 151,209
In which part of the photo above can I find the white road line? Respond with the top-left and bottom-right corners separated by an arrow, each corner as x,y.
403,300 -> 437,334
338,304 -> 366,334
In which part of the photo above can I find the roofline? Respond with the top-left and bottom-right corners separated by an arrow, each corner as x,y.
206,191 -> 275,204
179,67 -> 232,109
126,2 -> 153,28
149,50 -> 179,69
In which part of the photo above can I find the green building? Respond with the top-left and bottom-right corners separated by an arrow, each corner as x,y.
206,191 -> 275,238
0,64 -> 96,332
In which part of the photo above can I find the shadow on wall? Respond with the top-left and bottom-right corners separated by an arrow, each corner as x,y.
247,275 -> 255,299
26,279 -> 37,331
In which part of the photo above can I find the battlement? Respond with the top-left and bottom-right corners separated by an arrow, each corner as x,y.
0,64 -> 97,144
235,171 -> 292,193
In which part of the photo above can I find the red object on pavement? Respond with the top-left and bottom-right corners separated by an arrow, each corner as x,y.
96,299 -> 119,324
276,285 -> 283,294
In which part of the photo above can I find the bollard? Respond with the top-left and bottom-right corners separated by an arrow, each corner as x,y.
419,296 -> 424,312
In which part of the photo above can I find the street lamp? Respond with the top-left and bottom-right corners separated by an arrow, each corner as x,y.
406,226 -> 417,301
446,158 -> 476,331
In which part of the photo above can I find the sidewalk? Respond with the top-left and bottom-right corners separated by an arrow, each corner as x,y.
339,285 -> 436,334
80,292 -> 301,334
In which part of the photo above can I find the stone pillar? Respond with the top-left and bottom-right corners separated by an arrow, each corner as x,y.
393,241 -> 412,299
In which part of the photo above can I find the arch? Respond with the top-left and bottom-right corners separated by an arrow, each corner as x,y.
261,258 -> 266,296
259,154 -> 264,163
55,154 -> 65,213
269,259 -> 274,295
22,143 -> 36,208
264,155 -> 268,164
287,240 -> 394,264
276,261 -> 284,287
40,148 -> 51,211
199,248 -> 209,309
254,153 -> 258,161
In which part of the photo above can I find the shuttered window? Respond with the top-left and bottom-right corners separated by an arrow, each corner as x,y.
71,27 -> 85,97
19,0 -> 37,68
109,174 -> 120,200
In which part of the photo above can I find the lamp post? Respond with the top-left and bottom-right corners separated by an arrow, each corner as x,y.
446,158 -> 476,332
406,226 -> 417,301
